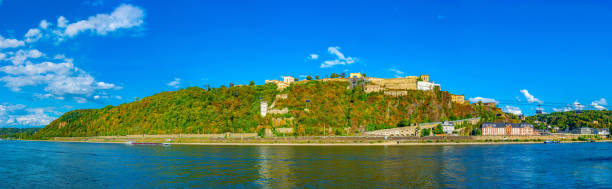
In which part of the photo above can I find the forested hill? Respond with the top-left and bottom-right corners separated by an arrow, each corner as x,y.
527,110 -> 611,129
35,81 -> 499,138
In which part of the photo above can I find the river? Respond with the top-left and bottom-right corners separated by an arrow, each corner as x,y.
1,140 -> 610,188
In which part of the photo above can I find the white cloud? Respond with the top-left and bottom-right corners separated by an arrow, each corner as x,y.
591,98 -> 607,110
73,97 -> 88,104
0,35 -> 25,49
24,28 -> 43,43
552,100 -> 589,112
2,49 -> 45,65
15,108 -> 56,126
0,104 -> 57,127
469,97 -> 499,104
57,16 -> 68,28
520,89 -> 543,104
573,101 -> 584,110
0,54 -> 120,99
388,68 -> 404,78
504,105 -> 522,115
320,46 -> 358,68
64,4 -> 144,37
39,20 -> 51,30
167,78 -> 180,88
308,54 -> 319,60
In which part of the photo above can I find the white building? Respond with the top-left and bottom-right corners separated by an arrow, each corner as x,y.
441,121 -> 454,134
283,76 -> 296,84
260,101 -> 268,117
417,81 -> 440,91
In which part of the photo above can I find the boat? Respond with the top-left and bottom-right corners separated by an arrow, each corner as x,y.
544,141 -> 552,144
125,141 -> 170,146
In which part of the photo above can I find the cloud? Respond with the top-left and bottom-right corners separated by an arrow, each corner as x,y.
469,97 -> 498,104
320,46 -> 358,68
73,97 -> 88,103
57,16 -> 68,28
520,89 -> 543,104
167,78 -> 181,88
4,49 -> 44,65
0,104 -> 57,127
24,28 -> 42,43
591,98 -> 607,110
0,35 -> 25,49
64,4 -> 145,37
388,68 -> 404,78
307,54 -> 318,60
552,100 -> 587,112
0,52 -> 120,100
504,105 -> 522,115
573,101 -> 584,110
39,20 -> 51,30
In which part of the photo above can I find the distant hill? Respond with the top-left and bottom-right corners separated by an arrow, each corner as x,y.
527,110 -> 611,130
0,128 -> 41,138
35,81 -> 501,138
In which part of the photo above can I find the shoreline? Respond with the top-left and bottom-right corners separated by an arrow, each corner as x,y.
17,139 -> 608,146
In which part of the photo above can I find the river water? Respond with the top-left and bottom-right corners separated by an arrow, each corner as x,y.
1,140 -> 611,188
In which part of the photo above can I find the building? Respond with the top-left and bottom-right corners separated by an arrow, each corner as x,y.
364,85 -> 383,93
265,76 -> 296,90
349,73 -> 364,78
441,121 -> 454,134
419,74 -> 429,82
571,127 -> 609,135
481,122 -> 535,136
451,94 -> 467,104
596,128 -> 610,135
283,76 -> 296,83
260,101 -> 268,117
571,127 -> 593,135
265,80 -> 280,85
417,81 -> 440,91
482,102 -> 497,108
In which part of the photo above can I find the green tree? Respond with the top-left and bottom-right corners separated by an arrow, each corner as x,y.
306,75 -> 313,80
421,128 -> 431,137
397,119 -> 410,127
249,81 -> 255,86
434,124 -> 443,134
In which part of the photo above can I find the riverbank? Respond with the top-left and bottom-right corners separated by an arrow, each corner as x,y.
21,137 -> 611,146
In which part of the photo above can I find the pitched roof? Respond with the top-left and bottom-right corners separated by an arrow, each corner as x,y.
481,122 -> 533,128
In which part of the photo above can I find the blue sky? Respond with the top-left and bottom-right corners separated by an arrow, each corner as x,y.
0,0 -> 610,127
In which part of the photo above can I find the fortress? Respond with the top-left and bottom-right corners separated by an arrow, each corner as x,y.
264,73 -> 465,104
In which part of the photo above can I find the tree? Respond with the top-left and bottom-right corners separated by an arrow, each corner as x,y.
397,119 -> 410,127
341,72 -> 346,78
306,75 -> 313,80
330,73 -> 340,78
229,83 -> 235,88
249,81 -> 255,86
421,128 -> 431,137
315,75 -> 320,80
434,124 -> 443,134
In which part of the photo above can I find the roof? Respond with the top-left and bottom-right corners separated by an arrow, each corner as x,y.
481,122 -> 533,128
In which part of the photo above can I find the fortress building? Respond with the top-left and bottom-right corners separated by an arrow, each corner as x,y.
364,74 -> 440,95
451,94 -> 467,104
265,76 -> 296,90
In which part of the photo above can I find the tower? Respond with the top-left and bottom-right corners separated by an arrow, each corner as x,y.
419,74 -> 429,82
260,101 -> 268,117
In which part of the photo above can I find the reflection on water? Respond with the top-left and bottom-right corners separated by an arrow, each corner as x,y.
1,141 -> 611,188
